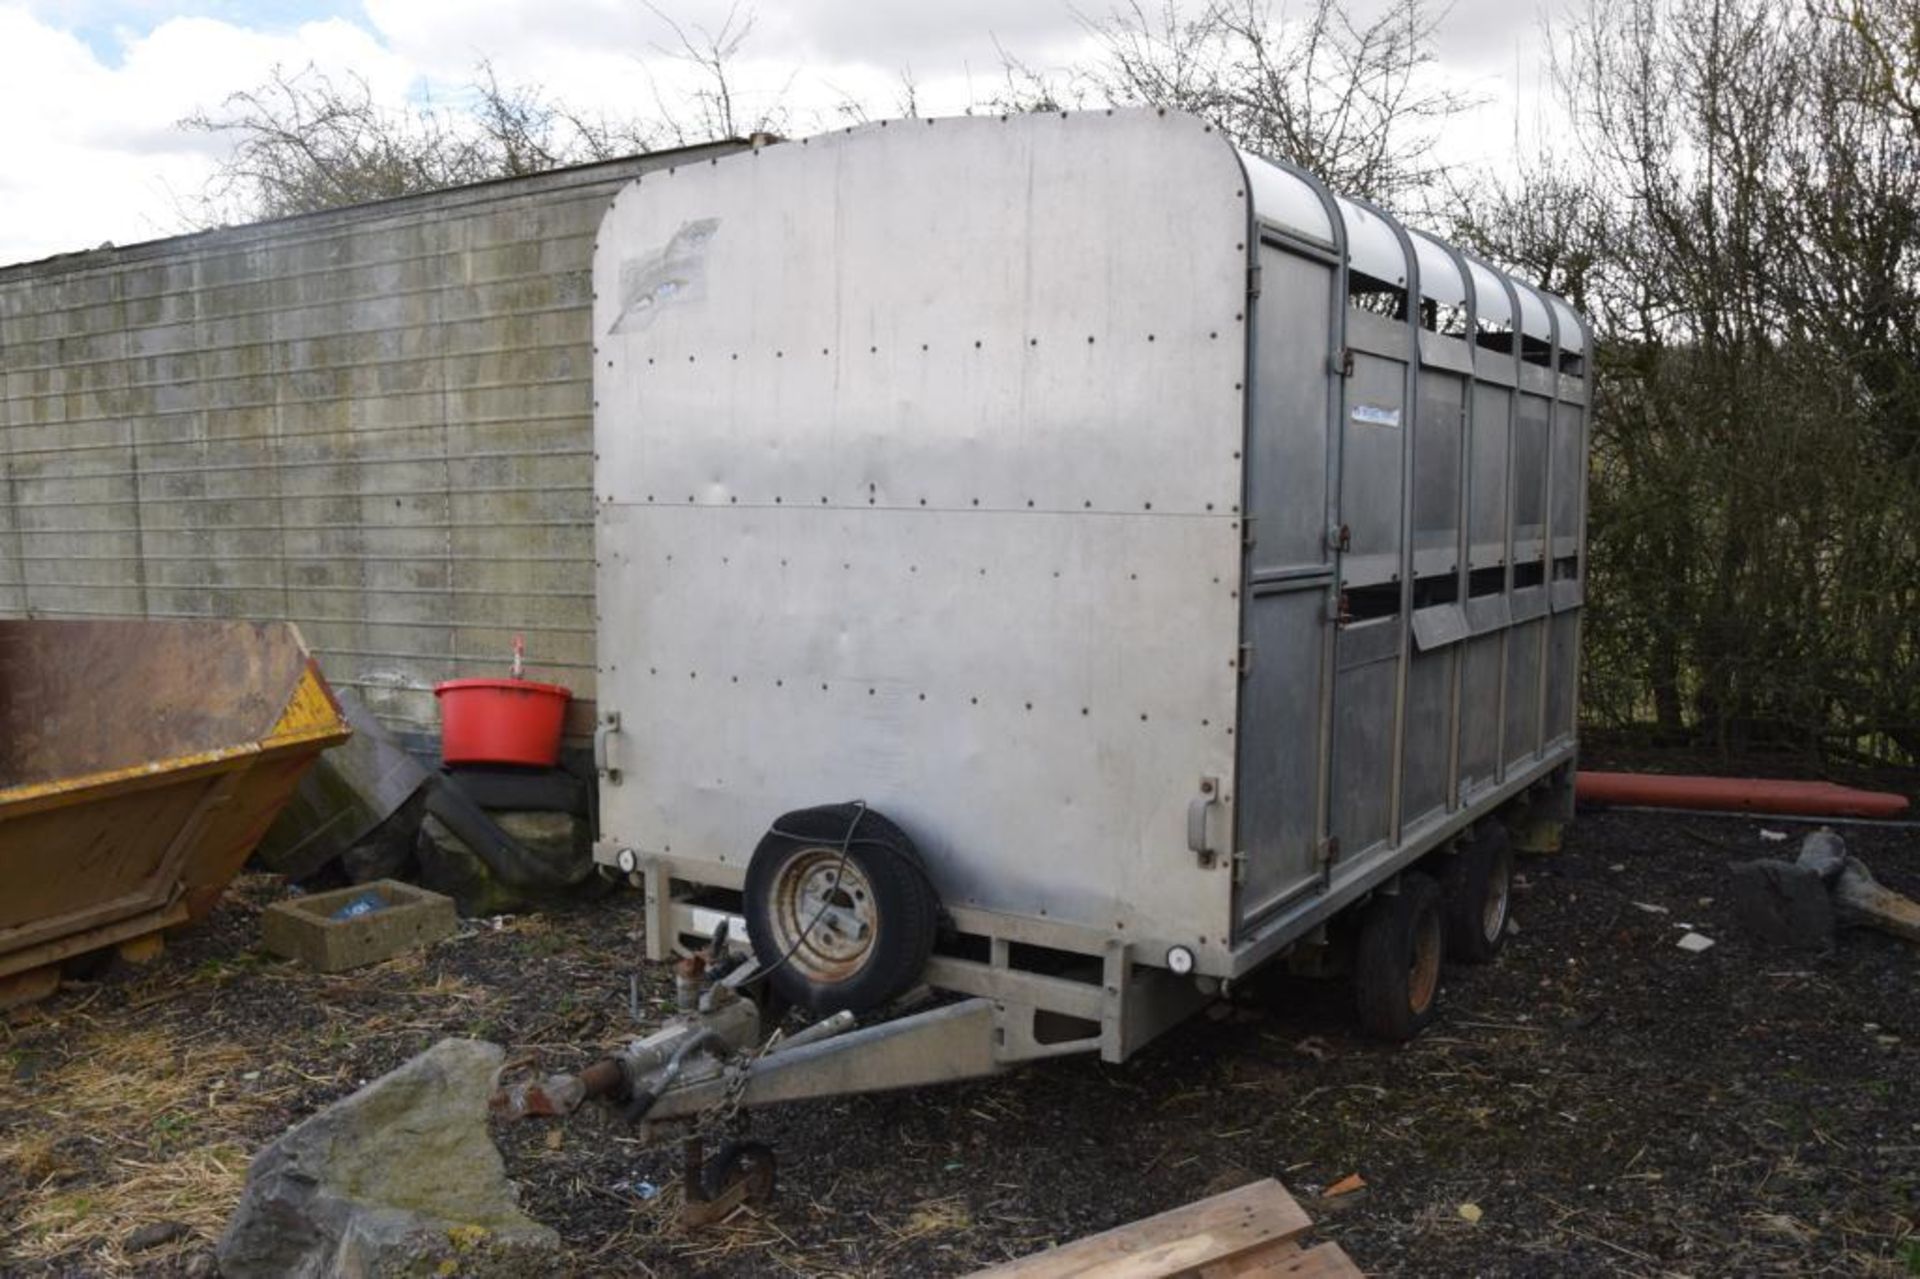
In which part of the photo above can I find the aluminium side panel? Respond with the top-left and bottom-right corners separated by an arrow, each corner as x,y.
1402,363 -> 1467,827
1545,356 -> 1589,748
1337,325 -> 1407,590
1466,381 -> 1511,571
1411,368 -> 1464,581
1459,375 -> 1512,792
1505,384 -> 1553,769
592,112 -> 1250,970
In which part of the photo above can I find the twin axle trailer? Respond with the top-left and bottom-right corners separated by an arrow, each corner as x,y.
544,110 -> 1587,1158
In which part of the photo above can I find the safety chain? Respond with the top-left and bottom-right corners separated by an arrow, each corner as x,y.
695,1028 -> 781,1138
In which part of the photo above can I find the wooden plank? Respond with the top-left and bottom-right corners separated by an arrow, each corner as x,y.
1198,1240 -> 1362,1278
970,1179 -> 1313,1279
1194,1239 -> 1299,1277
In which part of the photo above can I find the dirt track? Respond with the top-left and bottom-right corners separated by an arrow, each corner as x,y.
3,807 -> 1915,1275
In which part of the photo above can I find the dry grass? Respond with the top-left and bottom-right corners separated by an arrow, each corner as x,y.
0,901 -> 534,1275
1,1022 -> 277,1269
13,1144 -> 250,1271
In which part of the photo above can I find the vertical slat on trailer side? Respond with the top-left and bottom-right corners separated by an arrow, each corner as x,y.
1361,199 -> 1423,853
1401,234 -> 1476,834
1544,296 -> 1590,747
1534,289 -> 1564,752
1505,286 -> 1557,771
1456,256 -> 1518,800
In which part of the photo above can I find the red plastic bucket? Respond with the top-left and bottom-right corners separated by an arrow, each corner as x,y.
434,678 -> 572,768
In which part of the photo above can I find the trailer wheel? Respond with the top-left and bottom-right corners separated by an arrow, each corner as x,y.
743,804 -> 938,1015
1352,872 -> 1444,1042
1436,822 -> 1513,964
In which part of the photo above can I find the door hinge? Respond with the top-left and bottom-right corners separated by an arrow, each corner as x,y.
1238,642 -> 1253,677
1247,263 -> 1263,299
1326,522 -> 1351,553
1231,848 -> 1250,885
1336,348 -> 1355,377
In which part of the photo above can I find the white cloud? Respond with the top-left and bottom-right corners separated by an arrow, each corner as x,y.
0,4 -> 409,264
0,0 -> 1563,267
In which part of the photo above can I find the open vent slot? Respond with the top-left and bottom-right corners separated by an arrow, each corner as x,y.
1413,572 -> 1460,607
1420,297 -> 1471,338
1348,270 -> 1408,321
1342,581 -> 1403,622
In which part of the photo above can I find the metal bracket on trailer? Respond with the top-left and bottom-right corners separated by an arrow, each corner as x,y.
641,998 -> 1002,1123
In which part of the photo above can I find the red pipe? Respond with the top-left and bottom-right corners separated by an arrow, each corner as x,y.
1576,771 -> 1911,819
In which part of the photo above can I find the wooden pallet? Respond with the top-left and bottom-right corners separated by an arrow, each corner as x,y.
969,1178 -> 1361,1278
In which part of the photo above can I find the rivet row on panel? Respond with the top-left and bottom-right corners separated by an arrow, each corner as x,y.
622,495 -> 1241,514
624,329 -> 1240,367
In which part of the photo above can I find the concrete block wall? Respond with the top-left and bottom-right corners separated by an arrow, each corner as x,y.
0,144 -> 739,744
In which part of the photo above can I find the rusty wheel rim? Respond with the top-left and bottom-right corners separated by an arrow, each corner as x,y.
1408,908 -> 1442,1014
767,847 -> 877,984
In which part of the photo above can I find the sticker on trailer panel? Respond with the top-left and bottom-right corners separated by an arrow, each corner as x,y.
1349,403 -> 1402,428
610,218 -> 719,334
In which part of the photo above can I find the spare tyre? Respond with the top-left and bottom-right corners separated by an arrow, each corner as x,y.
742,803 -> 938,1015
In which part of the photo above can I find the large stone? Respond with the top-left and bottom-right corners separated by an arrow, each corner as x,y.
217,1039 -> 558,1278
1729,858 -> 1835,951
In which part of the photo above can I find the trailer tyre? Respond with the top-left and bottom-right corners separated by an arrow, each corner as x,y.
1352,872 -> 1444,1042
743,804 -> 938,1015
1436,822 -> 1513,964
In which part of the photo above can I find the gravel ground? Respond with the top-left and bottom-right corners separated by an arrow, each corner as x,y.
2,806 -> 1915,1276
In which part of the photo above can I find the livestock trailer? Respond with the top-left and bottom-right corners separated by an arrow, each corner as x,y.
577,109 -> 1587,1128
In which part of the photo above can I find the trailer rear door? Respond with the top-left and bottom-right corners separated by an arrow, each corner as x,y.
1232,240 -> 1341,932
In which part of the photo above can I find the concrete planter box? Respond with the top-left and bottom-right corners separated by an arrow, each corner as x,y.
262,880 -> 456,973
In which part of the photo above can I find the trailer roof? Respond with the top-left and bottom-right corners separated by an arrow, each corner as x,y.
1408,230 -> 1466,309
1462,254 -> 1515,329
1239,146 -> 1581,354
